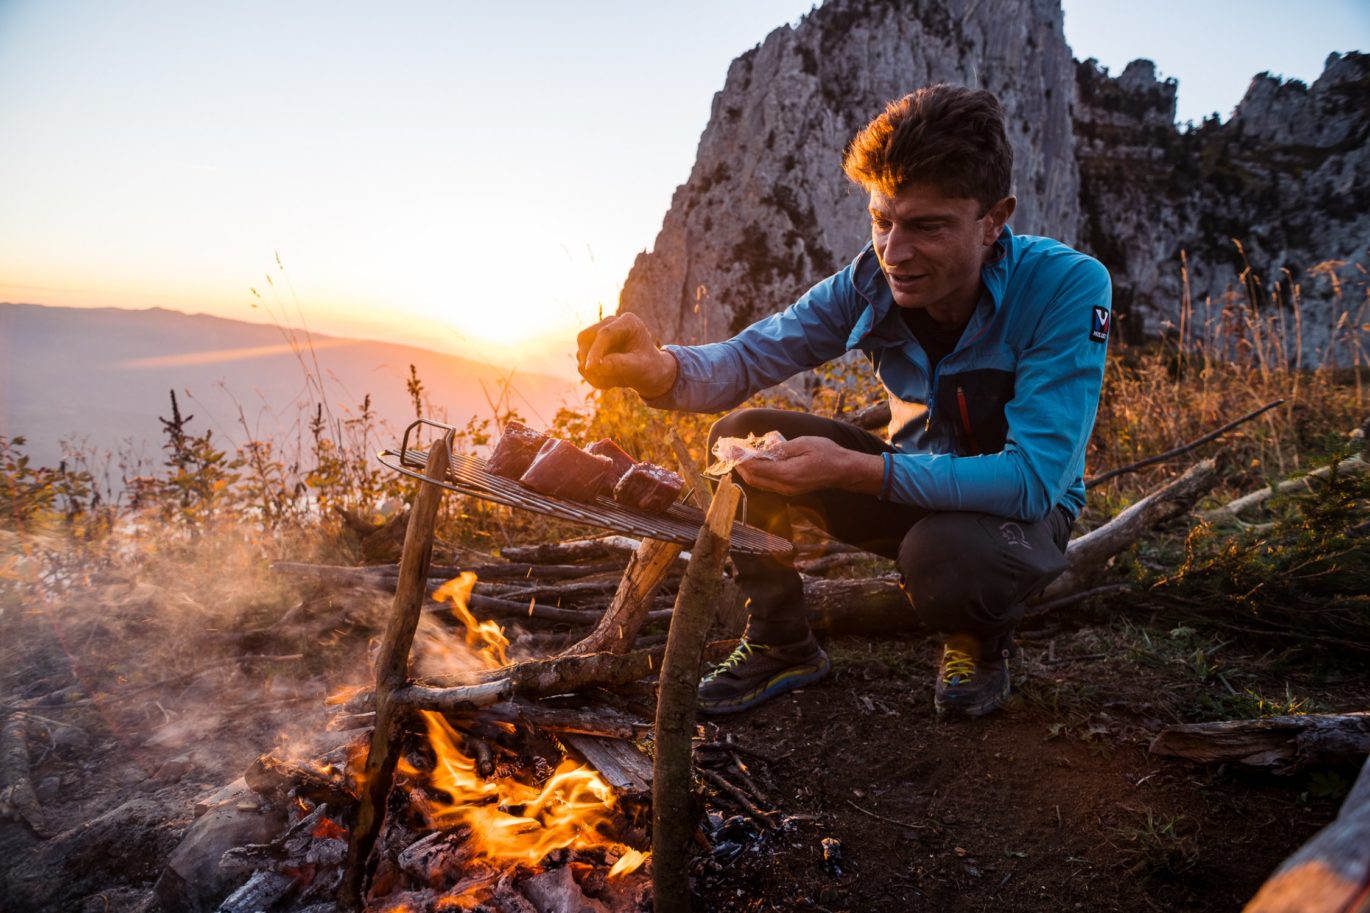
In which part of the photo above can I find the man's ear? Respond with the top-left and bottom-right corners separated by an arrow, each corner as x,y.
982,196 -> 1016,244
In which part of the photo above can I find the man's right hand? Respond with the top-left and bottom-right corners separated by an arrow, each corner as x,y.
576,313 -> 678,399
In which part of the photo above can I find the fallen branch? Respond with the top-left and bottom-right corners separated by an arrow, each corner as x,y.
1244,755 -> 1370,913
1040,458 -> 1219,601
389,680 -> 514,713
803,574 -> 914,635
1200,453 -> 1367,525
271,560 -> 627,584
1086,398 -> 1283,489
795,551 -> 891,576
1149,712 -> 1370,774
500,536 -> 654,564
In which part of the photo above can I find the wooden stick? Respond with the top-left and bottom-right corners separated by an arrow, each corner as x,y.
668,429 -> 713,512
1086,398 -> 1284,488
654,473 -> 741,913
699,767 -> 775,830
271,560 -> 626,583
500,536 -> 648,564
339,435 -> 449,908
1244,756 -> 1370,913
562,538 -> 685,655
389,679 -> 513,713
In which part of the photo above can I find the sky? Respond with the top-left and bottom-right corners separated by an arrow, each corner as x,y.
0,0 -> 1365,379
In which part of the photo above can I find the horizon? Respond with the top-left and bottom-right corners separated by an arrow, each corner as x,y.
0,0 -> 1365,382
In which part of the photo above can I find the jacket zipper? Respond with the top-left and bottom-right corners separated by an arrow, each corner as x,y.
956,384 -> 982,456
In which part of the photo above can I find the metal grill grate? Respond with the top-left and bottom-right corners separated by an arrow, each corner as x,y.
378,440 -> 791,556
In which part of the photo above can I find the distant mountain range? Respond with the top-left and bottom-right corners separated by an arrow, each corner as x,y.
0,303 -> 581,469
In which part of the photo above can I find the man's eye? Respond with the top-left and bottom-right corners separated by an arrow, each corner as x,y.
871,218 -> 891,231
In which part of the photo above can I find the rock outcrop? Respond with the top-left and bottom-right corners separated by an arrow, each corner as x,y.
1075,51 -> 1369,356
618,0 -> 1080,345
619,0 -> 1367,365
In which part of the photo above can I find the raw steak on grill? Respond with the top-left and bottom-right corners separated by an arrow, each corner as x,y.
586,438 -> 638,494
520,439 -> 614,503
485,421 -> 549,479
613,462 -> 684,514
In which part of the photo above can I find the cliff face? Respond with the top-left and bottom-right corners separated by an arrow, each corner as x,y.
1075,51 -> 1370,355
620,0 -> 1368,365
618,0 -> 1080,344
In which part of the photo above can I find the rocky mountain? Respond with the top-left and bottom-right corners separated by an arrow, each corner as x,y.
1075,51 -> 1369,355
619,0 -> 1079,345
0,304 -> 578,468
619,0 -> 1367,365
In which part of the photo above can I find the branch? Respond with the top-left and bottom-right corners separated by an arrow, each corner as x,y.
1086,398 -> 1283,489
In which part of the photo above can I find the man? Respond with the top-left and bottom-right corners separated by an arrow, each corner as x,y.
577,85 -> 1110,718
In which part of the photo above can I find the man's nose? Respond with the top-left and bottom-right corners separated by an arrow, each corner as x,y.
882,225 -> 916,266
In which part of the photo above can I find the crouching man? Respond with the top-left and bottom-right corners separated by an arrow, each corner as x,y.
577,84 -> 1110,718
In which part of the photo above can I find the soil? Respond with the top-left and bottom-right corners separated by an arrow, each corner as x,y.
2,573 -> 1365,912
690,626 -> 1366,912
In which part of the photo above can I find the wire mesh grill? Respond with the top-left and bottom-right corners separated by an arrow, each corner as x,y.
378,440 -> 792,556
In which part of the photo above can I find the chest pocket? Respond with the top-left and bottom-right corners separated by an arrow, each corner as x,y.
936,369 -> 1015,456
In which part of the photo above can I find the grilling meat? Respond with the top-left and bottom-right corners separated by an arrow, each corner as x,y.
485,421 -> 549,479
613,462 -> 684,514
519,439 -> 614,502
586,438 -> 638,494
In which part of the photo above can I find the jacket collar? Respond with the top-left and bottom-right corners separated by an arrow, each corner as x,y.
846,226 -> 1016,349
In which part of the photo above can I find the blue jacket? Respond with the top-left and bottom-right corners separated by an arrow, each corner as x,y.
647,227 -> 1112,522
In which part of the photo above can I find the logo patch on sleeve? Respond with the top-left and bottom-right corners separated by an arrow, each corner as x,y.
1090,306 -> 1110,343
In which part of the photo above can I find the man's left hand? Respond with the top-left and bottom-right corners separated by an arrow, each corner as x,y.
732,436 -> 883,497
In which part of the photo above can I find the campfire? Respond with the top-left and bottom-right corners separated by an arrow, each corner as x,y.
188,421 -> 774,913
213,572 -> 654,912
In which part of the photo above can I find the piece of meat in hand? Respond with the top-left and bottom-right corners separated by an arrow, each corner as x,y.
520,439 -> 615,503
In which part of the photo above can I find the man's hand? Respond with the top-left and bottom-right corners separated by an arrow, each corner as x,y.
733,436 -> 884,497
576,313 -> 678,398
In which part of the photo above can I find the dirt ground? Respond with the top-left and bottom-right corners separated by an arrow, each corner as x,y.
1,575 -> 1365,912
691,624 -> 1365,913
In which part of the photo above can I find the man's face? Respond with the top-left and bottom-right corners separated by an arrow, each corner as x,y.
868,182 -> 1013,319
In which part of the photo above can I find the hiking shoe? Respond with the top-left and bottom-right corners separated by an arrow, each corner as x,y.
697,634 -> 831,715
933,638 -> 1012,718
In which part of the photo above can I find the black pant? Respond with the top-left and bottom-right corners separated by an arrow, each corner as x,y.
710,409 -> 1073,649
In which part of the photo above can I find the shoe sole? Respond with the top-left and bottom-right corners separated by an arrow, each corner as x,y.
697,656 -> 832,715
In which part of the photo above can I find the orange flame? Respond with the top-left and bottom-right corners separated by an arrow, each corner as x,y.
405,710 -> 647,876
432,573 -> 509,669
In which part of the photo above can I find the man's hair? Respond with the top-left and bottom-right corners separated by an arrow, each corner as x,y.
842,85 -> 1012,214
